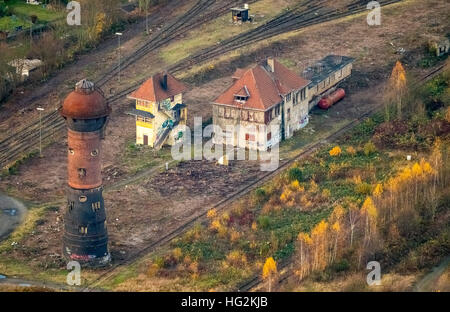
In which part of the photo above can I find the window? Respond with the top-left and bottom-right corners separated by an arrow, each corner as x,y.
245,133 -> 255,141
78,168 -> 86,178
286,93 -> 292,102
241,110 -> 248,121
79,226 -> 88,235
68,201 -> 74,211
137,116 -> 145,122
92,202 -> 101,212
218,107 -> 224,117
91,149 -> 99,157
248,111 -> 254,122
287,108 -> 291,121
300,88 -> 306,101
225,108 -> 231,118
68,148 -> 74,155
171,96 -> 175,102
275,105 -> 280,116
79,196 -> 87,203
267,132 -> 272,141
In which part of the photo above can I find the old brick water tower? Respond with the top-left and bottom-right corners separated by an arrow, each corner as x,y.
60,79 -> 111,266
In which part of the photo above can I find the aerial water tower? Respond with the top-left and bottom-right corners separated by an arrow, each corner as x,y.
60,79 -> 111,267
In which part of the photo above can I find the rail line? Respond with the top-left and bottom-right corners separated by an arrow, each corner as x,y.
82,63 -> 446,292
0,0 -> 249,169
236,64 -> 446,292
0,0 -> 404,169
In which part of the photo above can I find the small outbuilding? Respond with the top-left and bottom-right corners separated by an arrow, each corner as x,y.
429,37 -> 450,57
231,4 -> 250,22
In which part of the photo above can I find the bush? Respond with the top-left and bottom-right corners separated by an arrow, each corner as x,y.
254,188 -> 268,204
329,146 -> 342,157
288,167 -> 303,182
363,141 -> 377,156
257,215 -> 271,230
331,259 -> 350,272
355,182 -> 373,195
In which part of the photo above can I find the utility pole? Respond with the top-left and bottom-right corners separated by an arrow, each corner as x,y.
37,107 -> 44,157
115,32 -> 123,82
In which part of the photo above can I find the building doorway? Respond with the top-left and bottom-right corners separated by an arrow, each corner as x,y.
143,135 -> 149,146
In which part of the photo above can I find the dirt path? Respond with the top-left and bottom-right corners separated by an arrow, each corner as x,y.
414,256 -> 450,292
0,193 -> 27,241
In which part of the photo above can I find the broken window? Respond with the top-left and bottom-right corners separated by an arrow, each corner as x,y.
79,226 -> 88,235
91,149 -> 99,157
245,133 -> 255,141
68,148 -> 75,155
286,93 -> 292,102
92,202 -> 101,212
248,111 -> 254,122
79,196 -> 87,203
78,168 -> 87,178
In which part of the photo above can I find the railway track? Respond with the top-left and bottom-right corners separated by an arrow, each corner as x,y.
236,64 -> 446,292
0,0 -> 404,169
83,64 -> 446,292
96,0 -> 252,87
0,0 -> 249,169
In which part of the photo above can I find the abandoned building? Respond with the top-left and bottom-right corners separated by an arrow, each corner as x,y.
7,58 -> 43,81
302,55 -> 354,109
60,79 -> 111,266
429,37 -> 450,57
127,72 -> 188,149
212,58 -> 311,150
231,4 -> 251,23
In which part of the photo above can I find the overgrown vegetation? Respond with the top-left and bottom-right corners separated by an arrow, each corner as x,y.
109,61 -> 449,292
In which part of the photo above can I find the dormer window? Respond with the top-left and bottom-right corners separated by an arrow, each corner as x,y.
234,85 -> 250,103
234,95 -> 248,102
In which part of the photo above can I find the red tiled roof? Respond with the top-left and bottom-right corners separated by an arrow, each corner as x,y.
128,72 -> 188,102
214,59 -> 310,111
232,68 -> 247,80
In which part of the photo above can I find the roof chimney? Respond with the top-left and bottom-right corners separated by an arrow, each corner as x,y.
161,73 -> 168,90
267,58 -> 275,73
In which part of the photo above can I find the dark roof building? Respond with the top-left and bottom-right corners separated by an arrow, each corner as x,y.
302,55 -> 354,87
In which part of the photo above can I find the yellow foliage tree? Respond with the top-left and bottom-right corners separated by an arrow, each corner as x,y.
386,61 -> 408,119
329,146 -> 342,157
373,183 -> 383,197
262,257 -> 278,292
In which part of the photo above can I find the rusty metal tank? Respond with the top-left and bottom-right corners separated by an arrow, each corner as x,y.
60,79 -> 111,267
318,88 -> 346,110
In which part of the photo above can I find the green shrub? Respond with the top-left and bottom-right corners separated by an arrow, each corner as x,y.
355,182 -> 373,195
257,215 -> 271,230
287,167 -> 303,182
254,188 -> 268,204
363,141 -> 377,156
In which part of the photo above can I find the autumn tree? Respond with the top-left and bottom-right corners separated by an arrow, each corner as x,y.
385,61 -> 408,120
262,257 -> 278,292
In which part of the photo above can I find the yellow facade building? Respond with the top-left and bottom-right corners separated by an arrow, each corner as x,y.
127,72 -> 188,149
